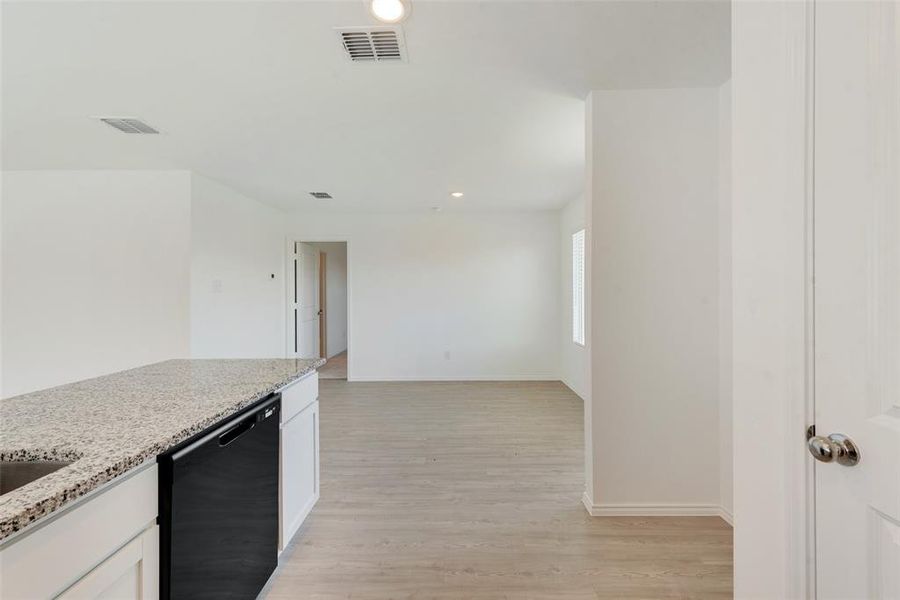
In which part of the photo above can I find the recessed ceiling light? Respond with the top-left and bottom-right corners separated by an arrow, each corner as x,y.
431,206 -> 442,212
370,0 -> 407,24
450,192 -> 464,198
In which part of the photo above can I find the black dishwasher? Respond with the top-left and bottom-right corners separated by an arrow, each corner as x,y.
158,393 -> 280,600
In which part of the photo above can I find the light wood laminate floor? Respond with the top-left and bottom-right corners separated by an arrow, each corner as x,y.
318,351 -> 347,380
263,381 -> 733,599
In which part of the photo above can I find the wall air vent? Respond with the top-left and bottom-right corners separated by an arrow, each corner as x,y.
336,26 -> 407,62
309,192 -> 332,199
97,117 -> 160,134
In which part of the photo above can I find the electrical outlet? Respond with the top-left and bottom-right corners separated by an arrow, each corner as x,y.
443,351 -> 451,360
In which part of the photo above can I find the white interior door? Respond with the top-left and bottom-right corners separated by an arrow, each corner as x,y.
814,2 -> 900,598
293,243 -> 320,358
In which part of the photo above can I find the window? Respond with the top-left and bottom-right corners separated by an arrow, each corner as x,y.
572,229 -> 585,346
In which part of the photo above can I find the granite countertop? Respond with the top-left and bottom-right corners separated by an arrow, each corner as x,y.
0,358 -> 325,542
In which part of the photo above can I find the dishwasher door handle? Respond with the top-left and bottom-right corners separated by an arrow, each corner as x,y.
218,419 -> 256,447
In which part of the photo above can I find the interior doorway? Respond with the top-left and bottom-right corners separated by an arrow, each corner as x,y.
288,240 -> 348,380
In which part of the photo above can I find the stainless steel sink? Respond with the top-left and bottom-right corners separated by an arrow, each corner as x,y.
0,460 -> 74,495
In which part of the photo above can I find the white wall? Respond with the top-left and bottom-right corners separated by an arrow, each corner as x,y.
307,242 -> 347,358
1,170 -> 191,397
732,2 -> 811,597
559,195 -> 587,399
1,171 -> 564,393
286,212 -> 559,381
190,173 -> 285,358
584,88 -> 721,513
718,80 -> 733,522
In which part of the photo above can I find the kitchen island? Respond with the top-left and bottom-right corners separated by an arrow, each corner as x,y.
0,358 -> 324,599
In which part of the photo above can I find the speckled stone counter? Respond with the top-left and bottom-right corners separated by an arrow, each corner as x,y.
0,358 -> 324,542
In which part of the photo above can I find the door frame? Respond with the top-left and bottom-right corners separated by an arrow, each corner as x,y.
318,252 -> 327,359
732,0 -> 816,597
285,238 -> 353,381
799,2 -> 816,592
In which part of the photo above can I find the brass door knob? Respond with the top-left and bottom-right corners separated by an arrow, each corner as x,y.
807,433 -> 860,466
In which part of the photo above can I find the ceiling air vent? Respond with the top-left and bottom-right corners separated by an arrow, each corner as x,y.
309,192 -> 332,199
97,117 -> 160,134
336,26 -> 407,62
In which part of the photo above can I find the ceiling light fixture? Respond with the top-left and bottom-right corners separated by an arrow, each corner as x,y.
370,0 -> 407,24
450,192 -> 464,198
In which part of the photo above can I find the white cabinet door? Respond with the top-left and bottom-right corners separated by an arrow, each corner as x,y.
58,525 -> 158,600
280,400 -> 320,552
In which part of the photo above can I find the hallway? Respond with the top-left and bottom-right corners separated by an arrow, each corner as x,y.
317,351 -> 347,380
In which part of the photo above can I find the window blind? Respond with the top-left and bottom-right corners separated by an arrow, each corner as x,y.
572,229 -> 585,345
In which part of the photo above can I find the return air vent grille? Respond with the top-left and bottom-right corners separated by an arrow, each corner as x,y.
336,26 -> 407,62
309,192 -> 332,199
98,117 -> 159,134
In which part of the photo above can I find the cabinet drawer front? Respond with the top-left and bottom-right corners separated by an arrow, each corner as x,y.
280,372 -> 318,423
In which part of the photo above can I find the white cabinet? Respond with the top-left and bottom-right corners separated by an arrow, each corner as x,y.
0,371 -> 322,598
278,373 -> 320,552
57,525 -> 158,600
0,464 -> 158,600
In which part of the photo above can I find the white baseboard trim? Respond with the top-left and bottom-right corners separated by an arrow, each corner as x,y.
349,375 -> 560,382
585,502 -> 721,517
582,493 -> 732,524
581,491 -> 595,515
559,378 -> 585,400
717,506 -> 734,526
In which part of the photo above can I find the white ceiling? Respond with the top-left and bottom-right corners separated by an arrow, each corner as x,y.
1,1 -> 730,212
